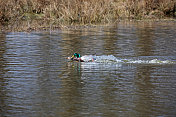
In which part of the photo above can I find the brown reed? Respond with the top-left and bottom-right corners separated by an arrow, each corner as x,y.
0,0 -> 175,31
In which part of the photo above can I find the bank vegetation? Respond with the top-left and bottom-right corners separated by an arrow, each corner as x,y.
0,0 -> 175,31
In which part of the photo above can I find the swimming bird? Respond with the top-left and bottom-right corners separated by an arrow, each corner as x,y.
67,53 -> 95,62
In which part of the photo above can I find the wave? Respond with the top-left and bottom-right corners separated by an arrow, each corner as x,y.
88,55 -> 176,64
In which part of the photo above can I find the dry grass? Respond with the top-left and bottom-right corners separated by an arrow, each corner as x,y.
0,0 -> 175,31
127,0 -> 176,19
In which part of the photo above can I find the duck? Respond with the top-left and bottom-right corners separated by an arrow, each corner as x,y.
67,53 -> 95,62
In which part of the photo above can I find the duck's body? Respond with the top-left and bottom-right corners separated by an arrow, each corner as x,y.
70,57 -> 85,62
67,53 -> 95,62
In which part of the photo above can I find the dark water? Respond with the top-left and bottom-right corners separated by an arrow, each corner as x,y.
0,21 -> 176,117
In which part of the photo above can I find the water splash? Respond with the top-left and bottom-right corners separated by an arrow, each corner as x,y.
90,55 -> 176,64
94,55 -> 120,63
121,58 -> 175,64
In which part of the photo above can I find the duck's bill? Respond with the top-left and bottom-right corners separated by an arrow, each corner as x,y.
67,55 -> 74,59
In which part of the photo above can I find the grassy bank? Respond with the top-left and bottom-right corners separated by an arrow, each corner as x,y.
0,0 -> 175,31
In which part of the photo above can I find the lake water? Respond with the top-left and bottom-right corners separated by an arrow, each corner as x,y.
0,21 -> 176,117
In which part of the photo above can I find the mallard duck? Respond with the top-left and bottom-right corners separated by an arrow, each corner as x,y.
67,53 -> 95,62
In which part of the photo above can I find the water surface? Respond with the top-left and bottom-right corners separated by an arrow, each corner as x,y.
0,21 -> 176,117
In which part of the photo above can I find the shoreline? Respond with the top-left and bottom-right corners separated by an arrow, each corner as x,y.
0,0 -> 175,32
1,18 -> 176,32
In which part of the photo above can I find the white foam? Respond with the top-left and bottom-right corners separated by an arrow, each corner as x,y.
89,55 -> 175,64
75,55 -> 176,64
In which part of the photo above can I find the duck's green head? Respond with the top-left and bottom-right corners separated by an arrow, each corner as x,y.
71,53 -> 81,58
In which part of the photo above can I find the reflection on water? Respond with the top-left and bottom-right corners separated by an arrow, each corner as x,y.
0,21 -> 176,117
